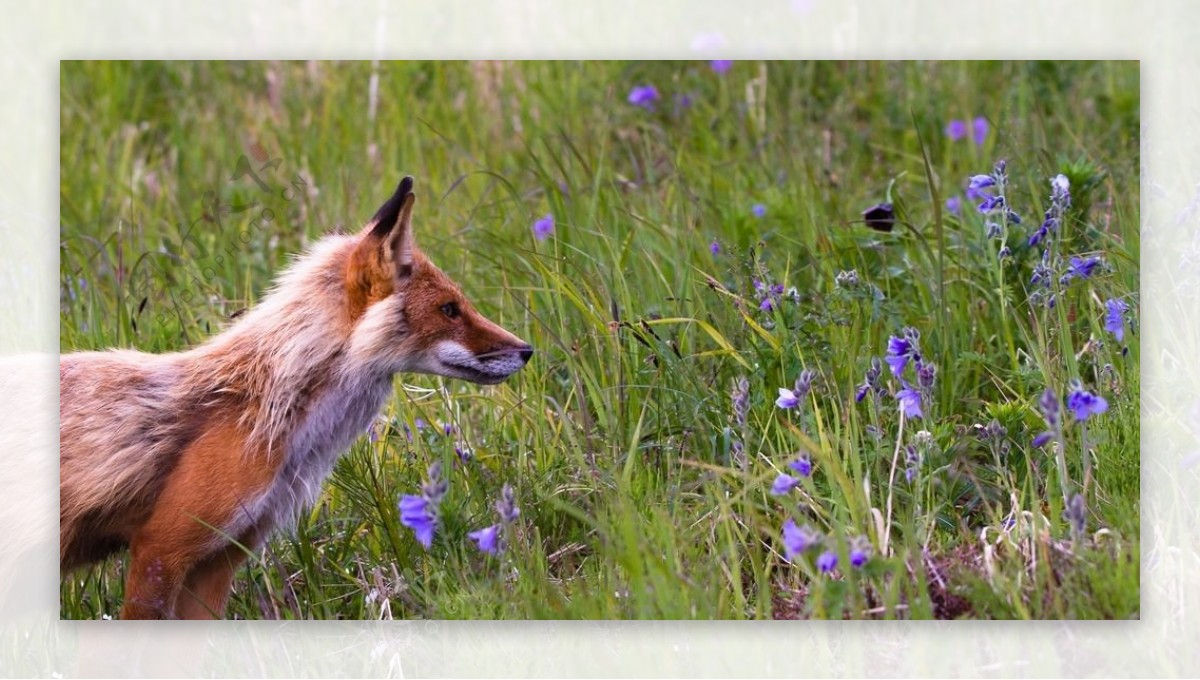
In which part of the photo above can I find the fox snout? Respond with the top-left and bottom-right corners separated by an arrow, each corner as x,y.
431,338 -> 532,385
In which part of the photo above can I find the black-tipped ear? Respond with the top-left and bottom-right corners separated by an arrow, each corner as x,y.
369,176 -> 415,239
366,176 -> 417,281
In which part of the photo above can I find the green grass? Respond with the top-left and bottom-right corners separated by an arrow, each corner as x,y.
59,60 -> 1140,620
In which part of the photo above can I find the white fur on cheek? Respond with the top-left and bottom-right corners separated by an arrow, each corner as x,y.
347,298 -> 412,372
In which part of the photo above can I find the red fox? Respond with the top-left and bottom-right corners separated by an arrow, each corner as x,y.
60,176 -> 532,619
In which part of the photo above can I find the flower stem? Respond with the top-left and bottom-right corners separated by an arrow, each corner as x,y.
1081,420 -> 1092,495
883,410 -> 906,557
1053,422 -> 1071,505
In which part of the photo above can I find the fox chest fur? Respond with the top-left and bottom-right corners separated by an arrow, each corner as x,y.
236,370 -> 393,536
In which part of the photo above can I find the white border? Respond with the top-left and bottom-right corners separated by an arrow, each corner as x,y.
1,1 -> 1191,677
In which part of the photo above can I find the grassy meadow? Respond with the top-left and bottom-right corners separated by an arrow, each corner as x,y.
59,60 -> 1140,620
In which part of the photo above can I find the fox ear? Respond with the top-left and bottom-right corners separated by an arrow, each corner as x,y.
368,176 -> 416,279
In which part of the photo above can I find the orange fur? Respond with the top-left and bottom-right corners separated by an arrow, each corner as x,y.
60,176 -> 531,619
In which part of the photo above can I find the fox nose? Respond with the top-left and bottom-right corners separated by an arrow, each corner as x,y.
517,344 -> 533,364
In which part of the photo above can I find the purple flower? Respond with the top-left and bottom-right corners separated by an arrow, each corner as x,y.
945,119 -> 968,141
945,196 -> 962,216
771,474 -> 801,496
760,297 -> 775,312
855,384 -> 871,403
1052,173 -> 1070,197
367,421 -> 381,443
399,462 -> 448,549
399,495 -> 438,549
1031,431 -> 1053,448
468,524 -> 502,554
788,456 -> 813,477
856,357 -> 883,403
1067,389 -> 1108,421
495,483 -> 520,523
849,536 -> 872,568
1105,298 -> 1128,342
1065,493 -> 1087,536
885,335 -> 915,377
775,387 -> 800,409
816,550 -> 839,573
455,444 -> 473,463
781,519 -> 819,559
751,203 -> 767,218
917,360 -> 937,389
862,202 -> 896,232
469,484 -> 520,555
972,117 -> 990,146
1064,256 -> 1102,282
710,60 -> 733,74
1039,388 -> 1060,428
968,174 -> 996,191
793,369 -> 816,400
977,194 -> 1006,214
897,384 -> 923,419
533,213 -> 555,241
628,85 -> 660,110
709,240 -> 720,255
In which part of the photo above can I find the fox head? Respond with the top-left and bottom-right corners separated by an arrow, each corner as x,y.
344,176 -> 532,384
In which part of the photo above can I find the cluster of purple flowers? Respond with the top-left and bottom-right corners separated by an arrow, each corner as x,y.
946,116 -> 990,146
951,161 -> 1022,259
975,418 -> 1011,460
855,357 -> 885,404
1031,384 -> 1109,450
768,367 -> 874,575
1022,172 -> 1112,310
398,462 -> 521,556
770,454 -> 813,495
780,520 -> 872,574
754,279 -> 792,313
775,368 -> 816,410
879,327 -> 933,420
626,61 -> 734,113
1028,173 -> 1070,248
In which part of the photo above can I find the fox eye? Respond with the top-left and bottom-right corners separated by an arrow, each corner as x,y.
440,302 -> 460,320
